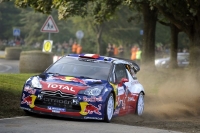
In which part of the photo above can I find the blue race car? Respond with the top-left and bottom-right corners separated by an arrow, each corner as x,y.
20,54 -> 145,122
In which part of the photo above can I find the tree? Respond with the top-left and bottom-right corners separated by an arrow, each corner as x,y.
149,0 -> 200,70
0,1 -> 22,40
7,0 -> 157,68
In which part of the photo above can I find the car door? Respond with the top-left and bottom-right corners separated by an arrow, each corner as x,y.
113,64 -> 129,115
124,64 -> 145,112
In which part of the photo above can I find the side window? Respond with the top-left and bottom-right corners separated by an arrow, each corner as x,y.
125,64 -> 137,79
115,64 -> 128,83
130,68 -> 137,79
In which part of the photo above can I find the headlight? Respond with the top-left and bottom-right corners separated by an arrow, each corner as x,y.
31,76 -> 42,89
79,86 -> 103,96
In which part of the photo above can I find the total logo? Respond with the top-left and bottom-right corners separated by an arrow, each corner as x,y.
47,83 -> 75,92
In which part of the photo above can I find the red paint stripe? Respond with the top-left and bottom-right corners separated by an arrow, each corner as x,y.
33,106 -> 81,116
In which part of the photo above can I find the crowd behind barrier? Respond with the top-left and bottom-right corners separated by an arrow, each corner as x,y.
0,38 -> 188,65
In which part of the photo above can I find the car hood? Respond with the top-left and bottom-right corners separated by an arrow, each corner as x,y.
39,74 -> 107,95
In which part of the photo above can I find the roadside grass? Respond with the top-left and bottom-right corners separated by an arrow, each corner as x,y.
0,74 -> 37,118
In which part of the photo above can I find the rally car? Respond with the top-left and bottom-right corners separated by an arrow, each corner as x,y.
20,54 -> 145,122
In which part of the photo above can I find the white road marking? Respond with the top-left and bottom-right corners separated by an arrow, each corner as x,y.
0,63 -> 12,72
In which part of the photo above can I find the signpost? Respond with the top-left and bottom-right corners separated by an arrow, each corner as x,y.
40,15 -> 59,40
41,15 -> 59,53
13,28 -> 20,36
42,40 -> 53,52
76,30 -> 84,45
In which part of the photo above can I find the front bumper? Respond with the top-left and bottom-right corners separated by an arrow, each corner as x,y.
20,87 -> 106,121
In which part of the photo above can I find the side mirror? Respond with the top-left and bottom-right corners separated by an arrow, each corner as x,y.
39,73 -> 46,79
118,78 -> 128,86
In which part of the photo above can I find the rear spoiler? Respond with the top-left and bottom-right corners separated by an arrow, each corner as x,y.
112,57 -> 140,73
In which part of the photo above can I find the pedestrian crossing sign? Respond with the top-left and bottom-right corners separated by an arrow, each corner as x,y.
40,15 -> 59,33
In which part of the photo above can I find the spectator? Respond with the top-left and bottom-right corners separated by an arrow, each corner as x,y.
136,48 -> 142,65
72,41 -> 78,54
131,45 -> 138,61
56,42 -> 62,54
118,45 -> 124,58
113,44 -> 118,57
183,48 -> 188,53
106,43 -> 114,57
76,44 -> 82,54
62,41 -> 68,54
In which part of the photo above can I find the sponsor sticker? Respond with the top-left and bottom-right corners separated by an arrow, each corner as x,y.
47,106 -> 66,113
83,96 -> 103,102
47,83 -> 75,92
117,86 -> 125,95
128,97 -> 135,101
84,116 -> 103,120
79,102 -> 102,115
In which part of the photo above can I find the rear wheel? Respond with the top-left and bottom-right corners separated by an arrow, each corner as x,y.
136,92 -> 144,115
104,93 -> 114,123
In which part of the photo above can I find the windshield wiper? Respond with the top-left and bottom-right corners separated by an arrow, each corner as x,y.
79,76 -> 92,79
47,72 -> 60,76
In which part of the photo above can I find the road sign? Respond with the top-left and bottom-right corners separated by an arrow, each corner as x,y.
40,15 -> 59,33
42,40 -> 53,52
140,30 -> 143,35
13,28 -> 20,36
76,30 -> 84,39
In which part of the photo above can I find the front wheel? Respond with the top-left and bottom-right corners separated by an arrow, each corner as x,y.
104,93 -> 114,123
136,92 -> 144,116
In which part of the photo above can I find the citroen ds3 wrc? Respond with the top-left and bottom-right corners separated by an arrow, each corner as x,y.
20,53 -> 145,122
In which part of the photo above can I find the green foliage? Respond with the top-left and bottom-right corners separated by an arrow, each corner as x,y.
0,74 -> 37,118
155,22 -> 170,45
0,1 -> 22,40
0,74 -> 36,92
0,0 -> 185,55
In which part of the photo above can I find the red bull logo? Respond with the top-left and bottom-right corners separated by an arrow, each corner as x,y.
21,93 -> 36,108
53,76 -> 87,85
79,102 -> 102,115
68,77 -> 86,85
85,104 -> 102,115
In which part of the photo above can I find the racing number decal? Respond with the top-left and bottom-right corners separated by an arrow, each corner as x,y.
44,41 -> 51,52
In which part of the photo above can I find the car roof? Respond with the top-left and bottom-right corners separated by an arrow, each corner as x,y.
66,53 -> 131,65
60,53 -> 140,72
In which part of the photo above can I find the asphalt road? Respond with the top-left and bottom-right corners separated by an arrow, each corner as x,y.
0,51 -> 19,73
0,116 -> 182,133
0,58 -> 19,73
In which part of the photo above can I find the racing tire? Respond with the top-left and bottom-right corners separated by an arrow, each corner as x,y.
104,93 -> 114,123
136,92 -> 144,116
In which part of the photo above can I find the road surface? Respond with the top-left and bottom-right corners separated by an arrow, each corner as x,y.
0,116 -> 182,133
0,58 -> 19,73
0,51 -> 19,73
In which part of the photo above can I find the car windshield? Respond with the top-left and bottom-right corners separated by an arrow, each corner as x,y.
46,57 -> 112,80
